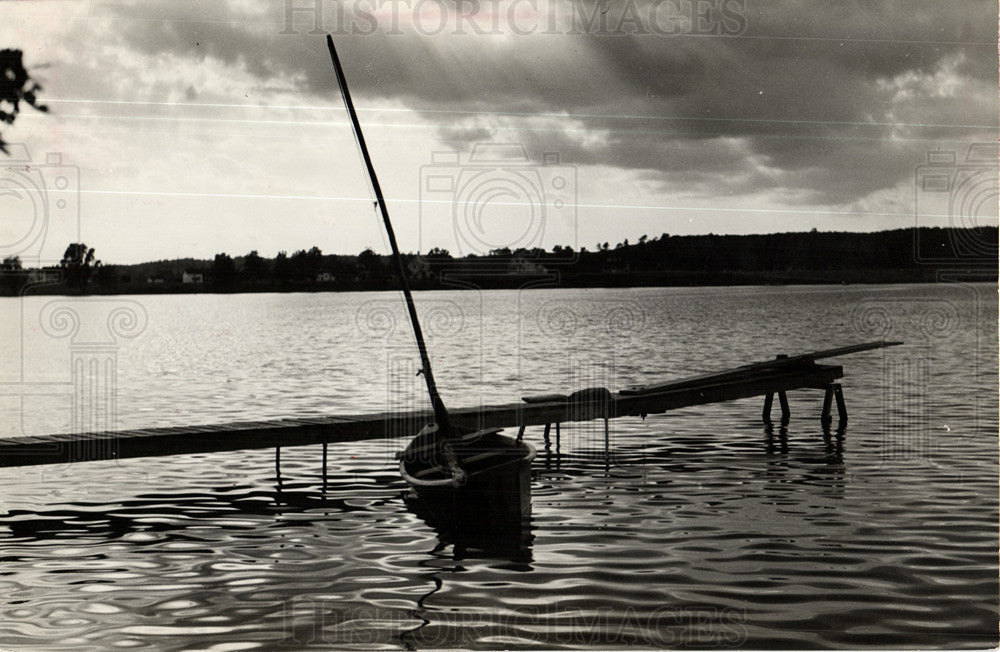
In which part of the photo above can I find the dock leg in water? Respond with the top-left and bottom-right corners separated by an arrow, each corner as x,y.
516,424 -> 526,443
764,421 -> 789,454
555,422 -> 561,451
322,442 -> 328,491
821,386 -> 834,425
762,393 -> 775,423
822,420 -> 846,460
543,423 -> 551,449
778,391 -> 790,420
833,383 -> 848,423
275,447 -> 282,486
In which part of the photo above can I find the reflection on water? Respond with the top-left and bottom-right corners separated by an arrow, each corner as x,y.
405,493 -> 534,565
0,284 -> 996,649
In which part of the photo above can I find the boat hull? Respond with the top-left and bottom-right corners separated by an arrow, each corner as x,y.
400,430 -> 535,523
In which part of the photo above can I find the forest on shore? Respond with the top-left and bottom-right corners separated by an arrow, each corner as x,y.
1,227 -> 995,296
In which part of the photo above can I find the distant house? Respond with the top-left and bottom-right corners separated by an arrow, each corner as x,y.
315,272 -> 334,283
182,271 -> 204,284
509,256 -> 545,275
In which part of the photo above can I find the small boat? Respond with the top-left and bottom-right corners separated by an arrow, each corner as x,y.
325,35 -> 535,507
403,458 -> 535,562
398,425 -> 535,521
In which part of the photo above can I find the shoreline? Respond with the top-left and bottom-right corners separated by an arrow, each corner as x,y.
4,270 -> 994,298
5,227 -> 994,297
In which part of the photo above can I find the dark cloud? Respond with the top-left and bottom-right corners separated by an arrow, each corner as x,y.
106,0 -> 997,207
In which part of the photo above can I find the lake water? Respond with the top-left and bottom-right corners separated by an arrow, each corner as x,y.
0,284 -> 996,649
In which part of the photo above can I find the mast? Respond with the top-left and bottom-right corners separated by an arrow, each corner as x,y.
326,34 -> 453,436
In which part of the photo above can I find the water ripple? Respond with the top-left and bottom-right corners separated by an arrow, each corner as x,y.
0,285 -> 996,649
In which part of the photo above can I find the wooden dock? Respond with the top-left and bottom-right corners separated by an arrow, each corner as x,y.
0,342 -> 899,468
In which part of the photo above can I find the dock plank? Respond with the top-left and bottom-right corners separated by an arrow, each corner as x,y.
0,362 -> 846,468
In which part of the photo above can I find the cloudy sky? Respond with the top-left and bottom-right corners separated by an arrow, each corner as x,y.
0,0 -> 996,265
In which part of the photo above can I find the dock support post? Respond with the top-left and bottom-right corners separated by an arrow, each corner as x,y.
778,391 -> 790,419
322,442 -> 328,488
543,423 -> 551,448
762,354 -> 792,423
833,383 -> 847,423
555,422 -> 561,450
821,386 -> 834,424
275,447 -> 282,485
516,424 -> 525,443
763,393 -> 774,422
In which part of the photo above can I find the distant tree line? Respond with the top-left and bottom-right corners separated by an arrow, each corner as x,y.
0,227 -> 995,296
412,227 -> 998,287
1,243 -> 104,294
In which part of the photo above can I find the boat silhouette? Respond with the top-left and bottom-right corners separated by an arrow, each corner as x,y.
326,35 -> 535,511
